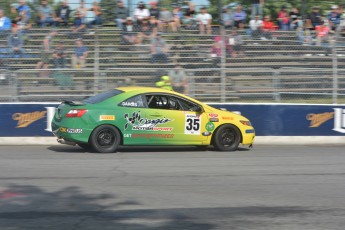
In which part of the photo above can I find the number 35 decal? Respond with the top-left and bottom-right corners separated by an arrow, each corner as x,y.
185,114 -> 201,135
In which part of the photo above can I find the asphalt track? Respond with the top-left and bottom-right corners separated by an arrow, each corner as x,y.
0,145 -> 345,230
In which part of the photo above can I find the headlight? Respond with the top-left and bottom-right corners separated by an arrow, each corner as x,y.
240,120 -> 252,126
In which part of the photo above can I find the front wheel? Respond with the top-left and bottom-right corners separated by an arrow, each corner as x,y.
90,125 -> 120,153
213,124 -> 241,151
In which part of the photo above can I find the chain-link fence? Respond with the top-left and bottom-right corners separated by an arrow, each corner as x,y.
1,25 -> 345,103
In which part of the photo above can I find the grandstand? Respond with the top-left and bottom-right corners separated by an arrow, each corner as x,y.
0,26 -> 345,103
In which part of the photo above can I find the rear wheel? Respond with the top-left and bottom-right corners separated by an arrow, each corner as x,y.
213,124 -> 241,151
90,125 -> 120,153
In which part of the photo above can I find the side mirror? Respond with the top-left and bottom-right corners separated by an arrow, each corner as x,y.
194,106 -> 203,113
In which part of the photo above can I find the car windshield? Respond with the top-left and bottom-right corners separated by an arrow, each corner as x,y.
84,89 -> 123,104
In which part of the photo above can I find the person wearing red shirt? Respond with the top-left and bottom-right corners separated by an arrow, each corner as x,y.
277,6 -> 289,30
315,22 -> 330,45
262,15 -> 275,39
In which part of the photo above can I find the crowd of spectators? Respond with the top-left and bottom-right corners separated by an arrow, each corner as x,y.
1,1 -> 345,72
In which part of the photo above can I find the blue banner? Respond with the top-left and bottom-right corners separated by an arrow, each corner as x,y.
0,103 -> 345,137
0,103 -> 58,137
209,104 -> 345,136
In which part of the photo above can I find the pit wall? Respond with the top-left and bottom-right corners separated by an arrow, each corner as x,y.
0,103 -> 344,145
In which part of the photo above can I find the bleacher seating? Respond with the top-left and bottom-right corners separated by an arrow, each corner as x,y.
0,26 -> 344,102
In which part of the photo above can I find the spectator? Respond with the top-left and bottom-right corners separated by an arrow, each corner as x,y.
121,17 -> 138,44
249,15 -> 263,38
307,6 -> 322,29
262,15 -> 275,39
36,29 -> 57,77
134,1 -> 150,24
115,0 -> 128,30
232,5 -> 246,29
289,7 -> 302,30
296,26 -> 312,45
72,11 -> 87,35
315,21 -> 330,46
277,6 -> 289,30
76,0 -> 88,22
221,8 -> 232,29
53,41 -> 66,68
168,63 -> 188,94
55,1 -> 71,27
155,75 -> 173,91
228,29 -> 244,57
151,32 -> 168,63
88,2 -> 102,26
159,8 -> 176,32
136,19 -> 153,45
173,6 -> 183,31
183,1 -> 196,26
0,9 -> 12,36
37,0 -> 55,27
210,36 -> 222,66
72,39 -> 88,68
327,5 -> 341,31
149,2 -> 160,19
251,0 -> 264,19
7,27 -> 24,57
11,0 -> 31,24
196,6 -> 212,35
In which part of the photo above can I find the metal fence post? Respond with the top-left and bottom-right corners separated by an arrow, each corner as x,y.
220,28 -> 226,102
332,28 -> 340,104
93,27 -> 100,94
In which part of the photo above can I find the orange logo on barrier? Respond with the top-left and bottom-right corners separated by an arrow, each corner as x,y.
12,111 -> 47,128
306,112 -> 334,128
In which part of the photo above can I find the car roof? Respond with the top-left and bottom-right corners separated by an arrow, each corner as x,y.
116,86 -> 175,94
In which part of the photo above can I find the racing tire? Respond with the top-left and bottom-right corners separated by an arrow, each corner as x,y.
90,125 -> 120,153
213,124 -> 241,151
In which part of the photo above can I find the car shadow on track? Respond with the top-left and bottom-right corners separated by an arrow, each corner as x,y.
47,145 -> 251,153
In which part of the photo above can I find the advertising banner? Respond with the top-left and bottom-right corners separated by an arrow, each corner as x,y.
0,103 -> 345,137
209,104 -> 345,136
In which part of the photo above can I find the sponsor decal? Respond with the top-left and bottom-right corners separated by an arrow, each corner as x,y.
209,118 -> 219,122
12,111 -> 47,128
306,112 -> 334,128
100,115 -> 115,121
202,131 -> 212,136
205,122 -> 215,132
121,101 -> 138,107
67,128 -> 83,134
246,129 -> 255,134
222,116 -> 233,120
59,127 -> 67,133
306,108 -> 345,133
209,113 -> 218,118
185,114 -> 201,135
124,111 -> 172,131
131,133 -> 174,139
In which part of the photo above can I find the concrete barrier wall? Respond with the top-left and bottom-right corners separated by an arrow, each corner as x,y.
0,103 -> 344,145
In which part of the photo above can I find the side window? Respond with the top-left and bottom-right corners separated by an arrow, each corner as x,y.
120,95 -> 145,108
146,95 -> 182,110
177,98 -> 201,112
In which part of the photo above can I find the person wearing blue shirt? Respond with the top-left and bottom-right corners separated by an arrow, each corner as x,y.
327,5 -> 341,31
8,27 -> 25,57
232,5 -> 246,28
0,9 -> 12,36
72,39 -> 88,68
12,0 -> 31,23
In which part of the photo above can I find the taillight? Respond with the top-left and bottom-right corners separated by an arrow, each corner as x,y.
65,109 -> 87,118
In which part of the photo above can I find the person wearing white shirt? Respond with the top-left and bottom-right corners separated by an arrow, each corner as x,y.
196,7 -> 212,34
134,1 -> 150,24
249,15 -> 263,38
0,9 -> 12,36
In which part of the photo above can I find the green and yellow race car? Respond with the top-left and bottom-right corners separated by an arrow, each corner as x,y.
52,86 -> 255,153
